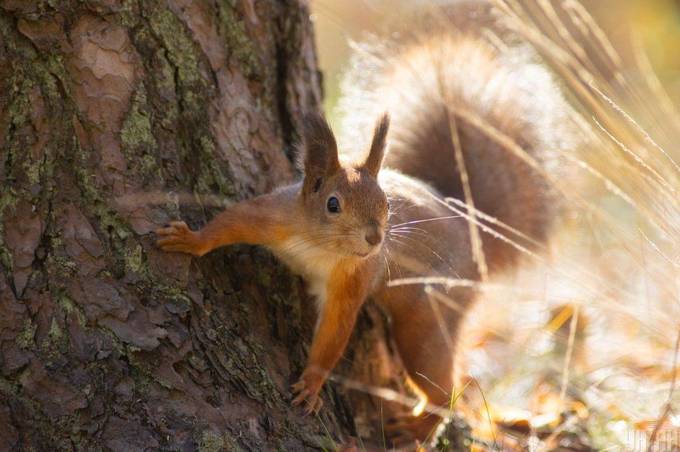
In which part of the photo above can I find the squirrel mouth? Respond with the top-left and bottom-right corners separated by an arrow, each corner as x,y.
354,246 -> 381,258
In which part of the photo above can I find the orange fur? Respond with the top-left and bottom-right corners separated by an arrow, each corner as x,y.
293,259 -> 373,412
156,189 -> 296,256
157,113 -> 391,417
157,12 -> 574,441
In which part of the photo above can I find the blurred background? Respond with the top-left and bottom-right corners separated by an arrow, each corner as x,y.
312,0 -> 680,125
310,0 -> 680,449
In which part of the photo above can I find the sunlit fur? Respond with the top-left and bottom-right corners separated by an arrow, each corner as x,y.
156,4 -> 578,441
157,0 -> 680,446
271,167 -> 388,308
328,4 -> 580,442
301,166 -> 388,258
338,20 -> 579,272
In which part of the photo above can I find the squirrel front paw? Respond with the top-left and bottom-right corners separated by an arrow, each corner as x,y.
155,221 -> 205,256
291,370 -> 326,416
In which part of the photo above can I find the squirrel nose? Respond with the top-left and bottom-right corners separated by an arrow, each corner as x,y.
364,225 -> 383,247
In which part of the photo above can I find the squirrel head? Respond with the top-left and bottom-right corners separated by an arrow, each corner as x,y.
299,113 -> 390,258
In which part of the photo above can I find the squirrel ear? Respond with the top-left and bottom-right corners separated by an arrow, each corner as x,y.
301,113 -> 340,194
363,113 -> 390,177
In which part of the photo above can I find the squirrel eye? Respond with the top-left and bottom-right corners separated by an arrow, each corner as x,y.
326,196 -> 341,214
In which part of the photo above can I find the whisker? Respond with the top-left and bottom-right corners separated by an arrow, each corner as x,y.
390,215 -> 461,229
386,232 -> 457,275
387,229 -> 430,240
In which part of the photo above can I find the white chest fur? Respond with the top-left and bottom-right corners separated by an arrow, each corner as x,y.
270,236 -> 340,308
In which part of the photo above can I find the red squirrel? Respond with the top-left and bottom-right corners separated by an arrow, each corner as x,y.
156,8 -> 575,445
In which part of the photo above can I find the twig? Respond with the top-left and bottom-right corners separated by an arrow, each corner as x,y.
560,305 -> 580,401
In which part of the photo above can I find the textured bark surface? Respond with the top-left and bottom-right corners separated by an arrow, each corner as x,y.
0,1 -> 370,450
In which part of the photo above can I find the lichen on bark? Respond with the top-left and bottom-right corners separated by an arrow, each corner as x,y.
0,1 -> 362,450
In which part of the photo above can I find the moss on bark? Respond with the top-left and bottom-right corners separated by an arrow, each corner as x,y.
0,1 -> 356,450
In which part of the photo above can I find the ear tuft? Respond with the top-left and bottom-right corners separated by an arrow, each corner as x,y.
301,113 -> 340,194
363,112 -> 390,177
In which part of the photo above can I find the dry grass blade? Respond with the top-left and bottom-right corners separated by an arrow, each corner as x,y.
441,98 -> 489,281
559,305 -> 580,401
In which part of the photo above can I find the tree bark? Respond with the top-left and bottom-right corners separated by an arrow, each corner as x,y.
0,1 -> 366,450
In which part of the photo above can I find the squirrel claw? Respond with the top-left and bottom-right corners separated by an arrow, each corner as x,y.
155,221 -> 203,256
291,388 -> 310,406
290,380 -> 306,392
291,377 -> 323,415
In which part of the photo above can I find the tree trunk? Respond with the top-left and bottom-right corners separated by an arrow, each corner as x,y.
0,1 -> 367,449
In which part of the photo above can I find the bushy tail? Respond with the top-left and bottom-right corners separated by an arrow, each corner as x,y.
337,5 -> 580,271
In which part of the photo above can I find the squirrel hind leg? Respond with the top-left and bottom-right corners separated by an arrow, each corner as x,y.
379,287 -> 465,446
384,412 -> 442,449
384,380 -> 442,447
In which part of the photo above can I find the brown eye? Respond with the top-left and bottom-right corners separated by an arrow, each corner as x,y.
327,196 -> 341,214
